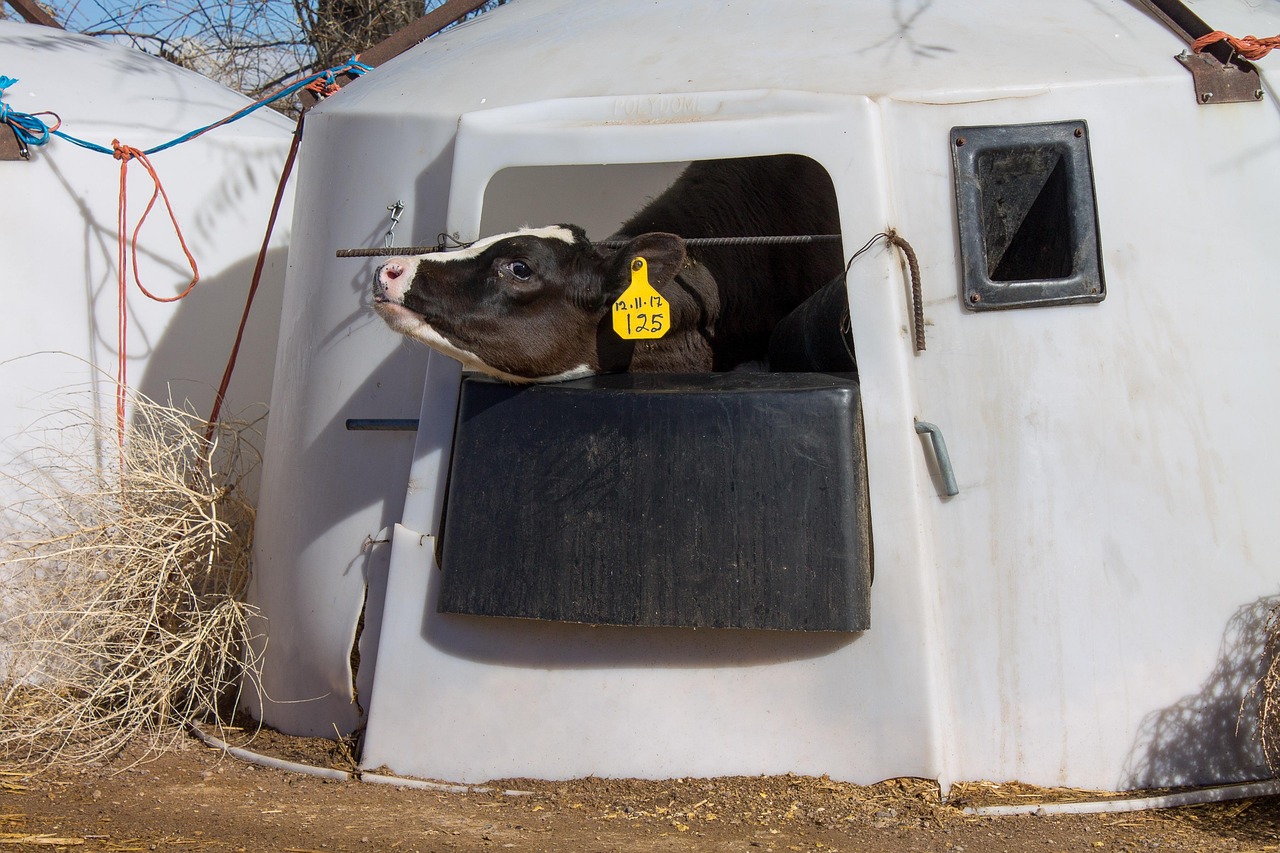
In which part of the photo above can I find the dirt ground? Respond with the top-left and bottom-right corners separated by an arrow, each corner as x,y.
2,729 -> 1279,852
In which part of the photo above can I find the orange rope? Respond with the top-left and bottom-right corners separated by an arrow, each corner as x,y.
112,140 -> 200,445
302,53 -> 361,99
303,78 -> 342,98
1192,30 -> 1280,61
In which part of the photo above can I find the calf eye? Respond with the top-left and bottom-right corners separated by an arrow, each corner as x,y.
506,260 -> 533,281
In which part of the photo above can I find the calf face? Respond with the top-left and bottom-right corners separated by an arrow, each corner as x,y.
373,226 -> 691,383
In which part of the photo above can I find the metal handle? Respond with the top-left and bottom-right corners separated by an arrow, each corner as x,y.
915,420 -> 959,497
346,418 -> 420,431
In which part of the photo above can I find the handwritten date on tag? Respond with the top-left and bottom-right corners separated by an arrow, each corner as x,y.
612,257 -> 669,339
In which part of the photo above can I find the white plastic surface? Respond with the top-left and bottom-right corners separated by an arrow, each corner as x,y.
362,520 -> 945,784
254,0 -> 1280,789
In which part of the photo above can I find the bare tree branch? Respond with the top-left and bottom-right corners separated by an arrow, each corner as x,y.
22,0 -> 507,105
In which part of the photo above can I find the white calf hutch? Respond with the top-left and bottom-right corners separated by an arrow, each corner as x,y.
0,21 -> 295,495
249,0 -> 1280,793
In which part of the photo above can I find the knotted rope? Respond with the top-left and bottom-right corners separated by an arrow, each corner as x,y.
0,57 -> 372,157
1192,30 -> 1280,61
0,74 -> 59,151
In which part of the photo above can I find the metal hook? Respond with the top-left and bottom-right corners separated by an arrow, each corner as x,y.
383,200 -> 405,248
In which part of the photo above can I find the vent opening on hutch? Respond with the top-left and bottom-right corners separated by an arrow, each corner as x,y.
951,119 -> 1106,311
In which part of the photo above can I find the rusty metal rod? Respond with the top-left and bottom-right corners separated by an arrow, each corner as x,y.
337,234 -> 844,258
5,0 -> 62,27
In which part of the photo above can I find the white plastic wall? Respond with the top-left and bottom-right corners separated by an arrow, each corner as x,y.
250,0 -> 1280,790
885,80 -> 1280,789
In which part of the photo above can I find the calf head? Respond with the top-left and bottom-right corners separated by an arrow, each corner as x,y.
373,226 -> 691,383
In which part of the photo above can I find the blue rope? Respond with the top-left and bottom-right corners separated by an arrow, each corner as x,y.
0,58 -> 372,157
0,75 -> 52,148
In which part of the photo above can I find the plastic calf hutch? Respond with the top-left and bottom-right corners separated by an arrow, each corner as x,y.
248,0 -> 1280,793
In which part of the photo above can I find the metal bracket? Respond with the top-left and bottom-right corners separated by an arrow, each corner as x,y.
1175,50 -> 1264,105
1130,0 -> 1266,104
1,126 -> 29,161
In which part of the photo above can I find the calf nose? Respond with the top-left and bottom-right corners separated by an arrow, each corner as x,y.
375,258 -> 412,301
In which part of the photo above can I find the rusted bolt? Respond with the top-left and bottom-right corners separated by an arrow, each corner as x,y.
955,137 -> 966,147
969,292 -> 981,304
1074,127 -> 1083,138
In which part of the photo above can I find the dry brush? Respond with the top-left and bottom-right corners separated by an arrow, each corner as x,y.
0,393 -> 261,770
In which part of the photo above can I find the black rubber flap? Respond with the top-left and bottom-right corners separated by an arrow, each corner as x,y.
438,373 -> 872,631
767,274 -> 858,375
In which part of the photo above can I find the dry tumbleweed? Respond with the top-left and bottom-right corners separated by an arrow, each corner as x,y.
1258,601 -> 1280,771
0,392 -> 262,770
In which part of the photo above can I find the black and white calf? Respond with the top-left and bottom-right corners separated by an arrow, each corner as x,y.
372,155 -> 843,383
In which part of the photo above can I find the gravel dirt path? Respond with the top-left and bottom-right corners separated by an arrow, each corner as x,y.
1,731 -> 1278,852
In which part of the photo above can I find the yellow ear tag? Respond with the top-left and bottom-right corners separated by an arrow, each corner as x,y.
611,257 -> 670,340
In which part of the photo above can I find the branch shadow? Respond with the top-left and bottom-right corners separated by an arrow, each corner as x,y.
1123,594 -> 1279,789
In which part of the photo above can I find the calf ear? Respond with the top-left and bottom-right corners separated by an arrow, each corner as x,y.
571,232 -> 688,310
610,232 -> 687,293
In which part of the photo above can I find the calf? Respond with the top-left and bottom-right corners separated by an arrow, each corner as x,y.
372,155 -> 842,383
